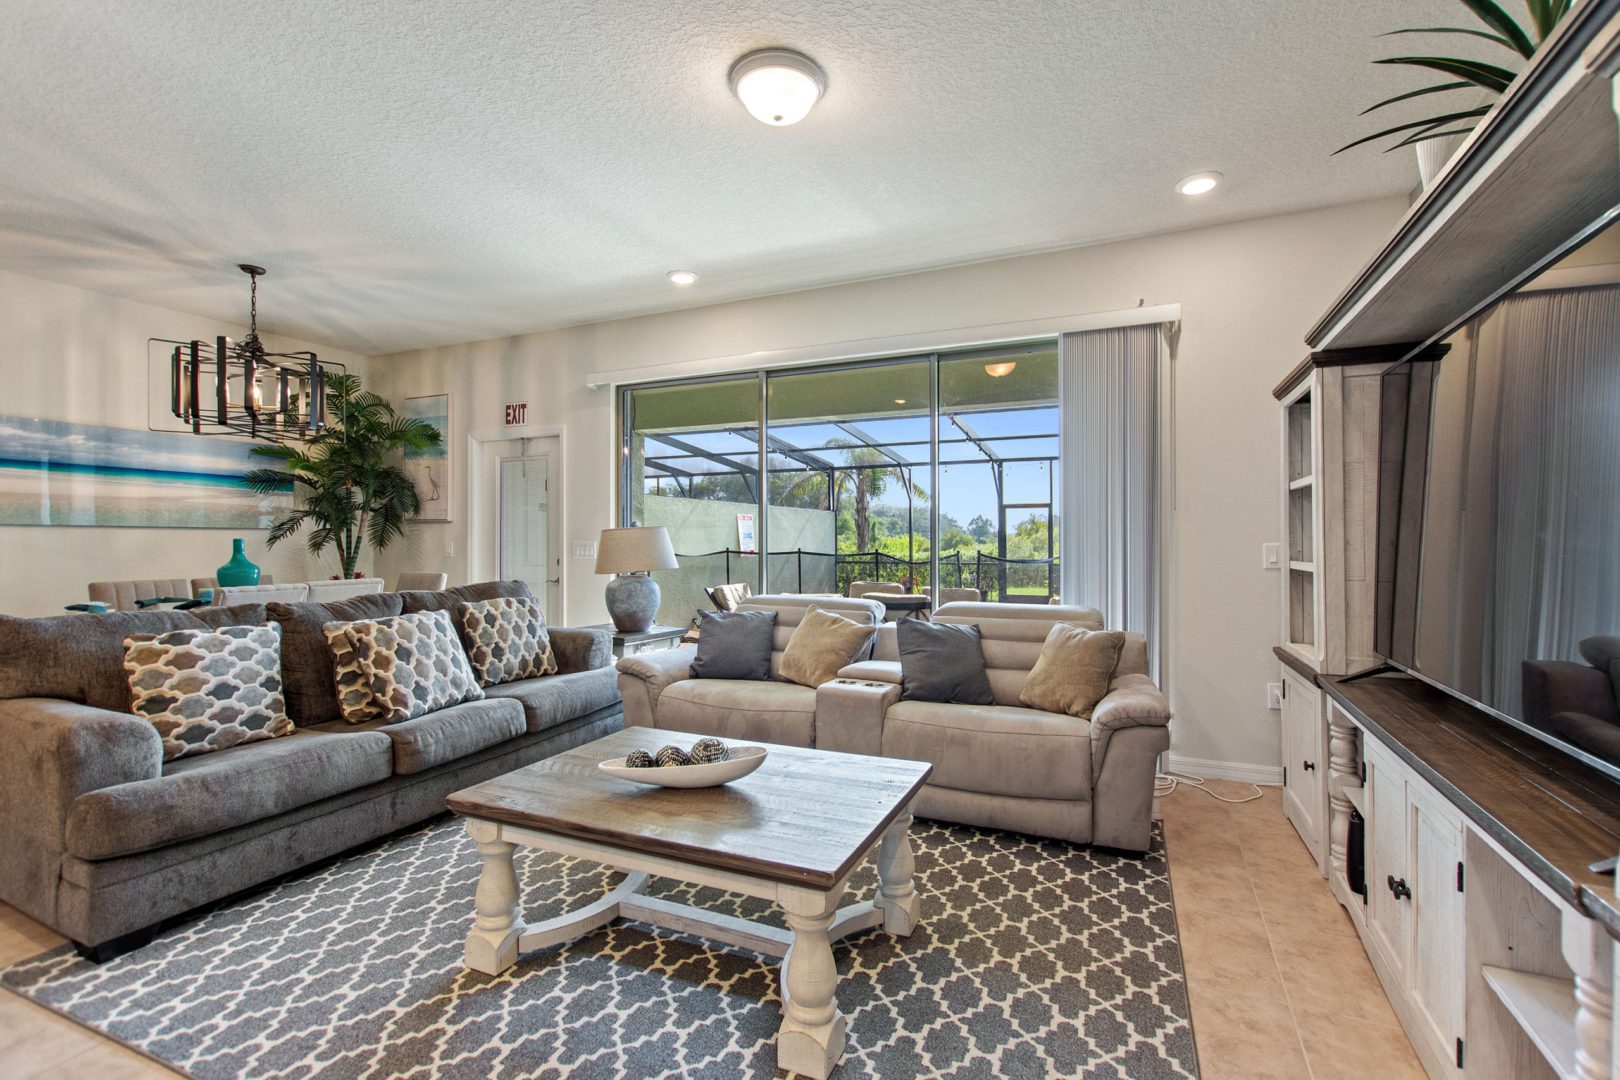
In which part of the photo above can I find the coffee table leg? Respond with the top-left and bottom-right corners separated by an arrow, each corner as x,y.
464,818 -> 523,976
875,811 -> 920,935
778,890 -> 847,1080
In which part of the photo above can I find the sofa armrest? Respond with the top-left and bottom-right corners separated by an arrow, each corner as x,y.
616,645 -> 697,727
0,698 -> 164,926
549,627 -> 613,674
1522,659 -> 1618,731
1090,673 -> 1170,781
837,660 -> 901,684
816,678 -> 901,756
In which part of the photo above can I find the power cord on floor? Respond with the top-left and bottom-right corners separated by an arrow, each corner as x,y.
1153,769 -> 1279,804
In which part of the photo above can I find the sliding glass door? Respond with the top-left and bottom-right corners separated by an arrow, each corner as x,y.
617,341 -> 1059,624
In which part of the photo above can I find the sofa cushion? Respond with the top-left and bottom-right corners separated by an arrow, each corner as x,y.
779,607 -> 876,689
691,610 -> 775,681
1019,625 -> 1126,719
897,619 -> 993,705
0,604 -> 266,710
882,699 -> 1093,801
321,697 -> 527,775
1579,636 -> 1620,719
65,729 -> 394,860
483,667 -> 622,734
266,593 -> 405,723
454,596 -> 557,686
347,611 -> 484,723
124,623 -> 294,762
655,679 -> 817,746
399,579 -> 532,615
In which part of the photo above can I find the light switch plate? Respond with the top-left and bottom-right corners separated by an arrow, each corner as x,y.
571,540 -> 598,559
1267,683 -> 1283,710
1261,542 -> 1282,569
444,540 -> 454,558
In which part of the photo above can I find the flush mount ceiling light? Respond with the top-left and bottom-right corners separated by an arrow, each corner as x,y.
1175,171 -> 1222,196
729,49 -> 826,126
984,362 -> 1017,378
158,264 -> 340,442
667,270 -> 698,286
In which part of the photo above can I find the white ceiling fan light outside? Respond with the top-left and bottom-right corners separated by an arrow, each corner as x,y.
729,49 -> 826,126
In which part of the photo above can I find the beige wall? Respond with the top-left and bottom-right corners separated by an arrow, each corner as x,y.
367,197 -> 1408,771
0,270 -> 367,616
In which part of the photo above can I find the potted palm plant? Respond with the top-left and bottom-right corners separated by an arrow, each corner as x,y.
1338,0 -> 1571,186
243,374 -> 442,578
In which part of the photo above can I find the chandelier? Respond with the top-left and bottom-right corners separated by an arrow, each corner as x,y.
160,264 -> 335,441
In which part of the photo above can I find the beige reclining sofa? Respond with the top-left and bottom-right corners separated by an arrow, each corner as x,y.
618,596 -> 1169,851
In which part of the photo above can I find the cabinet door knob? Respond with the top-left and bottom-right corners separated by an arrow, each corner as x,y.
1387,875 -> 1411,900
1302,761 -> 1316,772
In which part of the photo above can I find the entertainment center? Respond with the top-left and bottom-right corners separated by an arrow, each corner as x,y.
1274,3 -> 1620,1077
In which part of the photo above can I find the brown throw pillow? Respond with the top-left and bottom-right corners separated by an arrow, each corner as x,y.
1019,624 -> 1126,719
779,606 -> 876,688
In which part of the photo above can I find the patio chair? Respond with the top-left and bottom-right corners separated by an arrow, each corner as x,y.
847,580 -> 904,599
936,587 -> 981,605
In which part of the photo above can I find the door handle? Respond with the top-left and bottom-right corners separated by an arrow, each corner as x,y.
1302,761 -> 1316,772
1387,875 -> 1411,900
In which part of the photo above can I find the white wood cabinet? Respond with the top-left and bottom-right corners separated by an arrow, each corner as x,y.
1364,737 -> 1413,990
1279,666 -> 1326,869
1408,780 -> 1467,1071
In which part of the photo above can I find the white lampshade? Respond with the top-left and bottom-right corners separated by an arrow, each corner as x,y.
595,526 -> 678,575
729,49 -> 826,126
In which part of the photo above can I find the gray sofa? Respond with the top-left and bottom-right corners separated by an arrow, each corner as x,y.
0,580 -> 623,957
619,597 -> 1169,851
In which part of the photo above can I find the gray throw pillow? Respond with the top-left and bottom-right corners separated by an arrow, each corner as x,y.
691,610 -> 776,681
897,619 -> 994,705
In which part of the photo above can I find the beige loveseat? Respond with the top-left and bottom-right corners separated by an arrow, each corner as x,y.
618,597 -> 1169,851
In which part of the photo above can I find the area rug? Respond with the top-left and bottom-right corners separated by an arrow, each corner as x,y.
2,817 -> 1196,1079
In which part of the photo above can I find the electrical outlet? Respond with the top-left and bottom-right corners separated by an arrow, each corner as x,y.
444,540 -> 454,558
571,540 -> 598,559
1267,683 -> 1283,710
1261,542 -> 1282,569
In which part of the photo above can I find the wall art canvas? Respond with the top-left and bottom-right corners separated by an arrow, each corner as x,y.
0,415 -> 288,528
403,394 -> 451,522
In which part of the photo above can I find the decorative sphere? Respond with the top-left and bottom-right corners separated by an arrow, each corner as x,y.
655,745 -> 691,768
624,749 -> 654,769
689,738 -> 728,764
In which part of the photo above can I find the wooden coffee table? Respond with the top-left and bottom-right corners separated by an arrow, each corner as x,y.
446,728 -> 932,1080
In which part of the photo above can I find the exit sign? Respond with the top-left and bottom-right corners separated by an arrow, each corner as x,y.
504,402 -> 528,426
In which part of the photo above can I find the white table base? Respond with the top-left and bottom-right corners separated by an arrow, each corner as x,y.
461,806 -> 920,1080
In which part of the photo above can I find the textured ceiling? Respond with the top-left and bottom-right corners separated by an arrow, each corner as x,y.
0,0 -> 1463,355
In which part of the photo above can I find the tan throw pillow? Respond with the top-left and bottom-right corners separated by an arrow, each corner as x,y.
1019,624 -> 1126,719
323,621 -> 386,724
779,606 -> 876,688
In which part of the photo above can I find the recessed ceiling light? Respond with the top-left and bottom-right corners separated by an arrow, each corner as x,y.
1176,171 -> 1222,196
667,270 -> 698,286
984,362 -> 1017,378
729,49 -> 826,126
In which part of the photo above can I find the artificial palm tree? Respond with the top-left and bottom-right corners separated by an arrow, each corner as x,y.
1337,0 -> 1571,155
242,373 -> 441,578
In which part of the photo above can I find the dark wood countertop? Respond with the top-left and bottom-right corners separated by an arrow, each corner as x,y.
1273,645 -> 1320,681
1322,670 -> 1620,933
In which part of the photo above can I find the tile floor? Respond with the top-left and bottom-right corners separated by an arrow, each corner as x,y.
0,781 -> 1422,1079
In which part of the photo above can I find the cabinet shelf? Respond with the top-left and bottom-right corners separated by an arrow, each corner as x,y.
1481,966 -> 1576,1078
1342,784 -> 1366,816
1289,561 -> 1316,573
1288,474 -> 1315,490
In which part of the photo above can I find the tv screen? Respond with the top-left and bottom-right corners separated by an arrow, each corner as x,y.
1380,214 -> 1620,771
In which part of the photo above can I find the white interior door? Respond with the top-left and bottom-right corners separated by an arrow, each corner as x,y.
482,437 -> 561,619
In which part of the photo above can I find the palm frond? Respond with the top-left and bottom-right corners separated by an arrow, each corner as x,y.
1377,27 -> 1518,51
1389,125 -> 1479,150
1457,0 -> 1536,56
1359,80 -> 1474,115
1374,56 -> 1517,93
1334,106 -> 1492,155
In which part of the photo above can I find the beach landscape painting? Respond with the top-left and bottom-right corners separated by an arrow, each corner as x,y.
0,415 -> 288,528
403,393 -> 451,522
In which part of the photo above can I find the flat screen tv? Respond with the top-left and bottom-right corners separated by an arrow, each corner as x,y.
1380,212 -> 1620,775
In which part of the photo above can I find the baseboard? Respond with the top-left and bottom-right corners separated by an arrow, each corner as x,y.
1164,754 -> 1283,785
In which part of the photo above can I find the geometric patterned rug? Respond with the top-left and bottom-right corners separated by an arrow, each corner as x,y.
2,816 -> 1197,1079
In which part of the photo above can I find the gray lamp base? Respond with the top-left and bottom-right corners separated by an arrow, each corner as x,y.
605,574 -> 661,633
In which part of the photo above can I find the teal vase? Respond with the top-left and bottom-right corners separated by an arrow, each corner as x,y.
216,538 -> 261,587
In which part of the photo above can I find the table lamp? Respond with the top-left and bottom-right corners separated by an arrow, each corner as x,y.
595,526 -> 679,632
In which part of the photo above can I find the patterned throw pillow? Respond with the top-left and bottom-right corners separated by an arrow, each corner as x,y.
453,596 -> 557,687
345,611 -> 483,723
323,621 -> 387,723
123,624 -> 293,762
